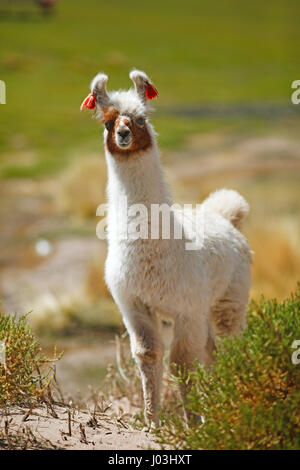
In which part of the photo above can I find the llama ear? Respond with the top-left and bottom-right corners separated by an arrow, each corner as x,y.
90,73 -> 110,108
129,69 -> 158,103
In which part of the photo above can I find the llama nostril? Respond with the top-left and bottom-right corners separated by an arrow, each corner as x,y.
117,130 -> 130,139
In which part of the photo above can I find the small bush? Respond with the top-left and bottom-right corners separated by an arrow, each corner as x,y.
0,312 -> 61,406
159,288 -> 300,450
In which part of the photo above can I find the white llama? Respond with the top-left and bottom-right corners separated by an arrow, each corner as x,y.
83,70 -> 251,427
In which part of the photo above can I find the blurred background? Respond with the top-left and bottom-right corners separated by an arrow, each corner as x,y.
0,0 -> 300,395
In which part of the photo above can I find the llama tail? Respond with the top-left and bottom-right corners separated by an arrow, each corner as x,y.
201,189 -> 249,230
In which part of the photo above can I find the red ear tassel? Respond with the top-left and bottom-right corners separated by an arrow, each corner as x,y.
80,93 -> 96,111
146,82 -> 158,100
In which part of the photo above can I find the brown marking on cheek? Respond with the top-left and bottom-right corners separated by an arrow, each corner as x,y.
106,119 -> 153,160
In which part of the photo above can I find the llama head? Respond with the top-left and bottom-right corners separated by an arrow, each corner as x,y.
90,70 -> 157,158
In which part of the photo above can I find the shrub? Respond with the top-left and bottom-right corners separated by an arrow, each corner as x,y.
0,312 -> 61,406
159,288 -> 300,450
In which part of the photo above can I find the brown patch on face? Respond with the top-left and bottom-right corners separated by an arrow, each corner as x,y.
101,107 -> 119,126
103,109 -> 153,160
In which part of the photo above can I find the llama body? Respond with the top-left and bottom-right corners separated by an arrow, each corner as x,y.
86,70 -> 251,425
105,142 -> 250,330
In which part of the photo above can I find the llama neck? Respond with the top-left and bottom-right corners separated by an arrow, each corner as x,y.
105,141 -> 172,209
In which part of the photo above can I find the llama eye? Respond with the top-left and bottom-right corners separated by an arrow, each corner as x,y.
136,117 -> 145,127
105,120 -> 113,130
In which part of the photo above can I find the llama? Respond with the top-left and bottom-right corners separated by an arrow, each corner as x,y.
83,70 -> 251,427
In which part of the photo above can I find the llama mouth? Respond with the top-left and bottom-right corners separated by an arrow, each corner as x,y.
117,139 -> 131,149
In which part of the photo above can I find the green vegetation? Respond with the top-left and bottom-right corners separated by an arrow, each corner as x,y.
159,288 -> 300,450
0,312 -> 61,406
1,0 -> 300,177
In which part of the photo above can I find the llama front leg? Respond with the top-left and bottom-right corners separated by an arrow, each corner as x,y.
121,298 -> 164,427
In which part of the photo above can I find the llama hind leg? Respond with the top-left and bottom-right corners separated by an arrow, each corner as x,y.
170,314 -> 213,372
121,298 -> 164,427
169,315 -> 213,420
211,277 -> 250,339
211,298 -> 246,338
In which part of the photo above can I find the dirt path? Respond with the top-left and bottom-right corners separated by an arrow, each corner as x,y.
0,404 -> 163,450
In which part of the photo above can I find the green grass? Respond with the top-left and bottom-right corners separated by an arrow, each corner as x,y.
159,287 -> 300,450
0,0 -> 300,178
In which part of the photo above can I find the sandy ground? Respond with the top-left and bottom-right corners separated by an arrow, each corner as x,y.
0,403 -> 164,450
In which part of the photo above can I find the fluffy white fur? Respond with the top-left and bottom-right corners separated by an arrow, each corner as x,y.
90,70 -> 252,426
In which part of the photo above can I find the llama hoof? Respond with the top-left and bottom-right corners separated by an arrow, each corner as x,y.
142,421 -> 159,433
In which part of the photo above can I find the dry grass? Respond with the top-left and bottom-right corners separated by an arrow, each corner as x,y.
85,248 -> 111,300
248,226 -> 300,301
56,155 -> 107,219
28,293 -> 122,336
